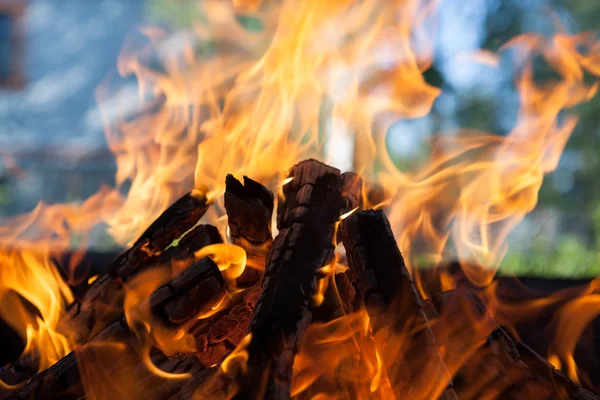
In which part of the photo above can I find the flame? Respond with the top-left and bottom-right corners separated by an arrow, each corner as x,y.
195,243 -> 247,281
124,268 -> 196,362
0,249 -> 73,375
221,333 -> 253,376
547,294 -> 600,385
382,31 -> 600,290
0,0 -> 600,398
292,310 -> 395,399
0,190 -> 121,377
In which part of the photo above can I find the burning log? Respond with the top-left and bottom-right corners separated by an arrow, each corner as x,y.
153,223 -> 223,274
235,159 -> 361,399
0,193 -> 220,387
310,270 -> 358,322
110,191 -> 212,279
2,164 -> 598,400
1,257 -> 226,400
224,175 -> 274,287
57,223 -> 222,345
514,342 -> 600,400
426,288 -> 600,400
341,209 -> 456,399
139,283 -> 263,399
191,284 -> 262,367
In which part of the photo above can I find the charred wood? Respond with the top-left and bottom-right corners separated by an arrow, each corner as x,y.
426,288 -> 599,400
341,209 -> 454,399
224,175 -> 274,287
191,284 -> 261,367
1,257 -> 226,400
235,159 -> 360,399
110,192 -> 211,279
60,222 -> 222,346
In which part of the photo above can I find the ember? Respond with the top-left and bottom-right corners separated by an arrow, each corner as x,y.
1,0 -> 600,399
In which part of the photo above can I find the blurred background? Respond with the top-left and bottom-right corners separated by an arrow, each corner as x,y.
0,0 -> 599,277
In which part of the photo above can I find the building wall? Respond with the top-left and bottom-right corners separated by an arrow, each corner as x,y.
0,0 -> 145,218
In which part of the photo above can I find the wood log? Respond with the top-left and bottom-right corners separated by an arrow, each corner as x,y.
0,257 -> 226,400
109,192 -> 211,279
92,284 -> 262,400
143,285 -> 263,400
224,175 -> 274,287
191,284 -> 261,367
513,342 -> 600,400
0,193 -> 218,388
61,223 -> 222,345
234,159 -> 360,399
340,209 -> 455,400
334,271 -> 358,315
153,224 -> 223,273
426,288 -> 599,400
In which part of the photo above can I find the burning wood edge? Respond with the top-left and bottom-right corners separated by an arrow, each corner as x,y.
224,174 -> 274,287
341,209 -> 457,400
70,224 -> 222,340
111,191 -> 212,279
1,159 -> 598,400
1,257 -> 226,400
233,159 -> 363,399
422,289 -> 600,400
0,192 -> 220,387
0,178 -> 276,399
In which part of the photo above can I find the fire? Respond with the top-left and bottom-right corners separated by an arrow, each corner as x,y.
123,268 -> 195,379
1,0 -> 600,398
0,249 -> 73,376
195,243 -> 247,282
0,187 -> 122,385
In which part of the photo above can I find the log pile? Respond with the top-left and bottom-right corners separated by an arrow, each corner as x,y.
0,159 -> 598,400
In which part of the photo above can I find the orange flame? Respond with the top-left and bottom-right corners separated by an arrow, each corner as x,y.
195,243 -> 247,282
0,0 -> 600,398
0,249 -> 73,373
123,268 -> 196,375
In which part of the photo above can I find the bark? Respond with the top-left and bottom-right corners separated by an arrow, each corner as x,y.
60,224 -> 222,347
224,175 -> 274,287
1,258 -> 226,400
340,209 -> 455,400
235,160 -> 360,400
426,288 -> 599,400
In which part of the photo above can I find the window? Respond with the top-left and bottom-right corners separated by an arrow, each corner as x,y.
0,1 -> 25,89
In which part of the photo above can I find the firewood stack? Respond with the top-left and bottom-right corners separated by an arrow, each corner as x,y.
0,159 -> 598,400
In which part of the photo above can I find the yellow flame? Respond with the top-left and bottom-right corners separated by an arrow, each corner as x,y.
0,249 -> 73,374
122,268 -> 197,381
195,243 -> 247,281
221,333 -> 253,376
196,293 -> 229,320
339,206 -> 359,221
0,0 -> 599,398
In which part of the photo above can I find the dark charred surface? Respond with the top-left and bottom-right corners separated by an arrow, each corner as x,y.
341,209 -> 454,399
224,175 -> 274,287
234,160 -> 361,400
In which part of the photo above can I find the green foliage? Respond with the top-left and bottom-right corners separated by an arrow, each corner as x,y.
236,15 -> 264,32
500,203 -> 600,278
147,0 -> 206,28
147,0 -> 264,32
501,234 -> 600,278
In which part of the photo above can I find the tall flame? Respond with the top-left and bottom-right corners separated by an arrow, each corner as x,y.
0,0 -> 600,397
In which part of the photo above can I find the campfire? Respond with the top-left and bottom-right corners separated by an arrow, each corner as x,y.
1,0 -> 600,399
